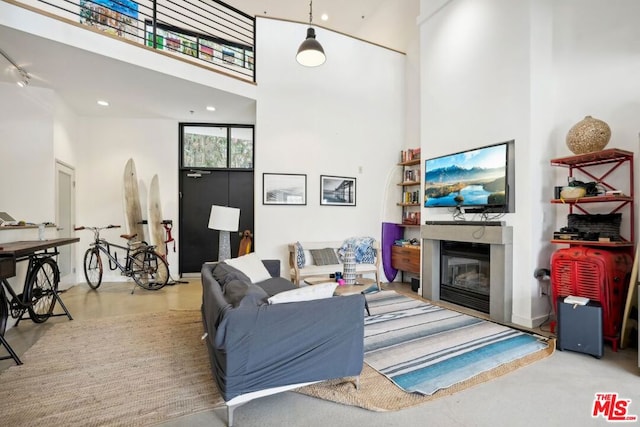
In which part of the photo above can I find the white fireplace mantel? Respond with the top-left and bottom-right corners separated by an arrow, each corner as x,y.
421,223 -> 513,324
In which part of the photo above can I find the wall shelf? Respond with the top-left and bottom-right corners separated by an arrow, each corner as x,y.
550,148 -> 634,247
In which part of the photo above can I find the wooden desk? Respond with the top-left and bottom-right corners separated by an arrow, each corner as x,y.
0,238 -> 80,261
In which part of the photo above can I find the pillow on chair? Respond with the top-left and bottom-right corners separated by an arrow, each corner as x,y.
309,248 -> 339,265
295,242 -> 306,267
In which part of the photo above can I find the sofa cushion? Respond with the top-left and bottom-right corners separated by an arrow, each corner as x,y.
257,277 -> 296,297
223,279 -> 250,307
225,253 -> 272,283
213,262 -> 251,286
267,282 -> 338,304
309,248 -> 339,266
238,284 -> 269,307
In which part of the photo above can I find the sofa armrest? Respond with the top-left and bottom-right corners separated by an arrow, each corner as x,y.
287,243 -> 301,285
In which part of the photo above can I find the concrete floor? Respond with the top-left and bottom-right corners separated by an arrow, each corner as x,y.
1,280 -> 639,427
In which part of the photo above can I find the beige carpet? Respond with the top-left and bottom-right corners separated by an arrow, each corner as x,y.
0,311 -> 223,427
0,310 -> 554,426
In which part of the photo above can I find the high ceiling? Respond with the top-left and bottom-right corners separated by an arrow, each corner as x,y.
232,0 -> 419,52
0,1 -> 419,121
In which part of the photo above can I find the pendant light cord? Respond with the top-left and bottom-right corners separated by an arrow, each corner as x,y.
309,1 -> 313,25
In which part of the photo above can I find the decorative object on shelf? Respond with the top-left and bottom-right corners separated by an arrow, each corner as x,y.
342,243 -> 356,285
566,115 -> 611,154
296,0 -> 325,67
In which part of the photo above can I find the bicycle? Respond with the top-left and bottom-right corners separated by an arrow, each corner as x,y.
74,225 -> 169,292
1,238 -> 77,365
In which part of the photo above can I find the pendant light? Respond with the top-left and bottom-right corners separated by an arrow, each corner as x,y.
296,0 -> 326,67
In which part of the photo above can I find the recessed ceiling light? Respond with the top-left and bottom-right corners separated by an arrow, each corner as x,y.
206,106 -> 216,112
97,100 -> 109,107
321,13 -> 329,21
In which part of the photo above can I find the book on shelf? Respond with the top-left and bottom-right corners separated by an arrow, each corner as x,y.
401,148 -> 421,163
402,211 -> 420,225
403,190 -> 420,204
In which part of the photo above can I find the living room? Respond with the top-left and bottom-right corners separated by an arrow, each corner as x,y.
0,0 -> 639,424
2,0 -> 639,329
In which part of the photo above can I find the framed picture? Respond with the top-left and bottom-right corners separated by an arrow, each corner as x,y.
263,173 -> 307,205
320,175 -> 356,206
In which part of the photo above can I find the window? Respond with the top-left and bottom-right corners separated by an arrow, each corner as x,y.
181,124 -> 253,169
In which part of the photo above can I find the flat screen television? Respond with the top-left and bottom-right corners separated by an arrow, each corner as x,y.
424,140 -> 514,213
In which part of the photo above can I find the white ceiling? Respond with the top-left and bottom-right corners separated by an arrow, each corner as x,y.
0,0 -> 419,121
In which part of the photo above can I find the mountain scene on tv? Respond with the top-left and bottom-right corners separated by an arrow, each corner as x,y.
424,145 -> 507,207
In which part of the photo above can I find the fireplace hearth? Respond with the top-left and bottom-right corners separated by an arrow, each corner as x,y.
421,223 -> 513,324
440,241 -> 490,313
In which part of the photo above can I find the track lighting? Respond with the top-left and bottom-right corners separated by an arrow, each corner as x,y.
0,47 -> 31,88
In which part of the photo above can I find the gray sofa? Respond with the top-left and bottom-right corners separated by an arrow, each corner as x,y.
201,260 -> 365,426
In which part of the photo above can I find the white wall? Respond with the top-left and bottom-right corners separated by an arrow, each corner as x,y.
72,118 -> 182,281
419,0 -> 640,327
0,84 -> 56,222
254,19 -> 406,271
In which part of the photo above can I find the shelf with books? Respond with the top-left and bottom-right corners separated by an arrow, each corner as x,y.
396,148 -> 422,278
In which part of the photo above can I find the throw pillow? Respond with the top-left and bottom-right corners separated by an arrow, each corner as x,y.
212,262 -> 251,286
238,284 -> 269,307
267,282 -> 338,305
309,248 -> 339,266
295,242 -> 305,268
225,253 -> 272,283
223,279 -> 249,307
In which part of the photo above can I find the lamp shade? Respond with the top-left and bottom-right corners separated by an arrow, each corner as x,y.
208,205 -> 240,232
296,27 -> 326,67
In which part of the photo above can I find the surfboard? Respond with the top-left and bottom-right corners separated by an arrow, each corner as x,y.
123,158 -> 145,243
148,174 -> 166,257
620,245 -> 639,349
382,222 -> 404,282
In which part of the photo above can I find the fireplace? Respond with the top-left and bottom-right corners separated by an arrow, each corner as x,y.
440,241 -> 490,313
421,223 -> 513,324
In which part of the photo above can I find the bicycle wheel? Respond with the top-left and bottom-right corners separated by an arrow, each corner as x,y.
83,247 -> 103,289
130,249 -> 169,290
0,285 -> 8,336
26,257 -> 59,323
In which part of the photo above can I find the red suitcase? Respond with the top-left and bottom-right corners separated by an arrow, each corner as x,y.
551,246 -> 632,351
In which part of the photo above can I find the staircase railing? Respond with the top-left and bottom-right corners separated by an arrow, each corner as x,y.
9,0 -> 255,82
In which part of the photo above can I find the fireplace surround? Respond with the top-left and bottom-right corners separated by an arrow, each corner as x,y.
421,222 -> 513,324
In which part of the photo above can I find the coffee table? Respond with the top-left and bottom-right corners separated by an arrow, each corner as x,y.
304,276 -> 378,316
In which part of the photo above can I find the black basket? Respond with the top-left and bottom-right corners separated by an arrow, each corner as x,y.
567,213 -> 622,241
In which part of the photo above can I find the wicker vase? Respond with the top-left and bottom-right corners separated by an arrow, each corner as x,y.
342,244 -> 356,285
565,115 -> 611,155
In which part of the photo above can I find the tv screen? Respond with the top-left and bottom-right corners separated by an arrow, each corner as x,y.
424,142 -> 508,209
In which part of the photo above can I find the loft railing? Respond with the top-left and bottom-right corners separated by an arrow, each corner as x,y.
11,0 -> 255,82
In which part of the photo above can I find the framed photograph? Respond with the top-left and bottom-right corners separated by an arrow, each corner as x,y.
320,175 -> 356,206
263,173 -> 307,205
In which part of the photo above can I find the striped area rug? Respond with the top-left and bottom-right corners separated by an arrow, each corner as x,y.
364,291 -> 549,396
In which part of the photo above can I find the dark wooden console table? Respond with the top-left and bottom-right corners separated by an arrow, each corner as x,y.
0,237 -> 79,365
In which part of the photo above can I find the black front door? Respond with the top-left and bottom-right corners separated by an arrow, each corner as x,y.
178,123 -> 254,274
179,170 -> 253,273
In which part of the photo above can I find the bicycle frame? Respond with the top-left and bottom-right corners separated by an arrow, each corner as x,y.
91,239 -> 136,274
84,225 -> 147,276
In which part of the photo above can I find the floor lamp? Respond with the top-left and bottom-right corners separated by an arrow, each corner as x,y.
208,205 -> 240,262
